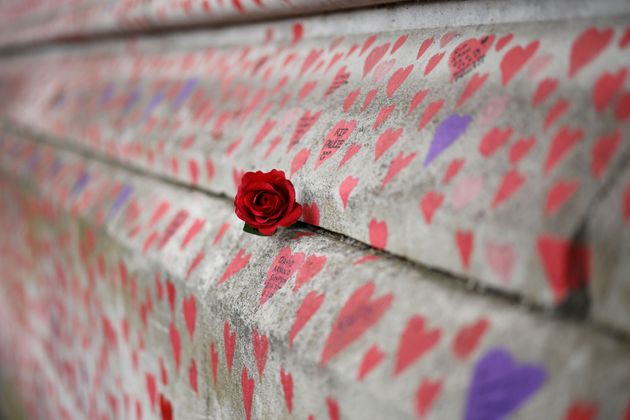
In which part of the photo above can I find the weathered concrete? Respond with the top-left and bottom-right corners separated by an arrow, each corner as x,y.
2,9 -> 630,330
0,134 -> 629,419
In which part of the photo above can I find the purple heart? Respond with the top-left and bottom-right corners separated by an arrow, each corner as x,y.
465,348 -> 546,420
424,113 -> 471,167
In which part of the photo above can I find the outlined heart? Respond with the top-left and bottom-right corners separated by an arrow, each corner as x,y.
321,282 -> 393,366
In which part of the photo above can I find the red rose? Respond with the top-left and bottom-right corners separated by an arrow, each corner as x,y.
234,170 -> 302,235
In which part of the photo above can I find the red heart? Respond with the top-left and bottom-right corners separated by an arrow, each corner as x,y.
280,367 -> 293,413
479,127 -> 513,157
260,247 -> 305,305
416,379 -> 443,418
544,99 -> 570,131
569,27 -> 613,77
485,242 -> 516,283
188,358 -> 198,394
495,33 -> 514,51
532,78 -> 558,107
294,255 -> 327,292
188,159 -> 199,184
623,182 -> 630,223
224,320 -> 236,372
420,191 -> 444,224
453,318 -> 489,360
182,295 -> 196,340
339,176 -> 359,209
343,89 -> 360,112
424,52 -> 445,76
363,43 -> 390,77
387,65 -> 414,97
290,147 -> 310,175
289,110 -> 321,150
145,373 -> 157,408
360,35 -> 377,56
616,91 -> 630,122
180,218 -> 204,250
373,104 -> 396,130
456,72 -> 488,108
545,179 -> 580,216
289,291 -> 325,348
440,31 -> 458,48
442,158 -> 465,184
241,368 -> 255,420
357,344 -> 385,381
361,88 -> 378,111
408,89 -> 429,115
509,137 -> 536,164
418,100 -> 444,130
448,35 -> 494,80
302,202 -> 320,225
591,130 -> 621,179
375,128 -> 403,160
564,401 -> 598,420
321,282 -> 393,365
417,37 -> 434,60
316,120 -> 356,169
338,144 -> 361,169
218,248 -> 251,285
500,41 -> 539,86
369,219 -> 388,249
209,342 -> 218,385
169,322 -> 181,371
327,398 -> 341,420
593,68 -> 627,113
455,230 -> 474,270
252,329 -> 268,380
492,169 -> 526,208
537,235 -> 591,303
391,35 -> 408,54
544,126 -> 584,174
394,315 -> 441,375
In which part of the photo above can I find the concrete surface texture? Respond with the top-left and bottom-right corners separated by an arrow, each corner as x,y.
0,0 -> 630,419
1,134 -> 630,420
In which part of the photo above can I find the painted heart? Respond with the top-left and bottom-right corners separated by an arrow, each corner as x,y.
210,343 -> 218,385
218,249 -> 251,285
302,202 -> 320,226
544,99 -> 570,131
280,368 -> 293,413
492,169 -> 525,208
532,78 -> 558,107
500,41 -> 539,86
569,27 -> 613,77
363,43 -> 390,77
455,230 -> 474,270
591,129 -> 621,179
180,218 -> 204,250
451,175 -> 484,210
408,89 -> 429,115
294,255 -> 327,292
291,148 -> 310,175
146,373 -> 157,408
288,111 -> 321,151
375,128 -> 403,160
321,282 -> 393,366
189,358 -> 198,394
252,119 -> 276,149
289,291 -> 325,348
362,89 -> 378,111
485,242 -> 516,283
592,68 -> 627,113
453,318 -> 489,360
417,37 -> 434,60
616,91 -> 630,121
391,35 -> 408,54
424,114 -> 472,166
416,379 -> 443,418
338,144 -> 361,169
509,137 -> 536,164
357,345 -> 385,381
339,176 -> 359,209
420,191 -> 444,224
442,158 -> 465,185
241,368 -> 255,420
373,104 -> 396,130
324,66 -> 350,97
449,35 -> 494,80
424,52 -> 445,76
418,100 -> 445,130
316,120 -> 356,169
479,127 -> 513,157
372,59 -> 396,84
495,33 -> 513,51
369,219 -> 388,249
260,247 -> 305,305
543,126 -> 583,174
252,329 -> 268,380
360,35 -> 377,55
457,72 -> 488,108
564,401 -> 598,420
387,65 -> 414,97
169,322 -> 181,371
224,320 -> 236,372
394,315 -> 441,375
545,179 -> 579,216
464,348 -> 546,420
182,295 -> 196,340
480,96 -> 511,127
343,89 -> 360,112
526,53 -> 553,79
537,235 -> 590,303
